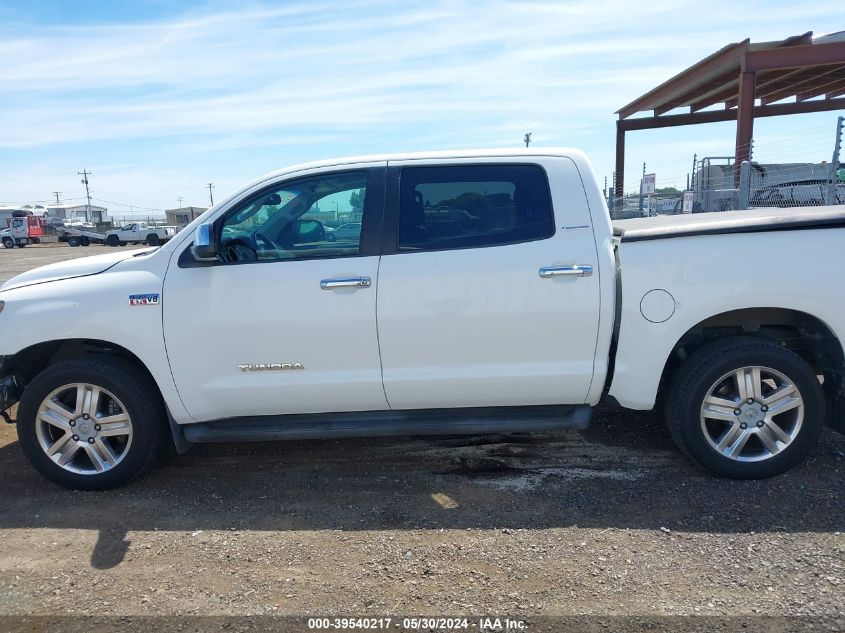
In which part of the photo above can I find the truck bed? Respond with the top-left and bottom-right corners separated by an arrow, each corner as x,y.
615,205 -> 845,242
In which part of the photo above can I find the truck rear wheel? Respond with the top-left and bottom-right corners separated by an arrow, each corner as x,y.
106,234 -> 119,247
2,237 -> 13,249
146,233 -> 161,246
16,356 -> 167,490
667,337 -> 824,479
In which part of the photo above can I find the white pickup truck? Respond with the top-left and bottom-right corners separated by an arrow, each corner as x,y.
105,221 -> 177,247
0,149 -> 842,490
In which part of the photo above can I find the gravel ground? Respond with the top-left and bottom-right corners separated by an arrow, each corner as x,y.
0,244 -> 843,631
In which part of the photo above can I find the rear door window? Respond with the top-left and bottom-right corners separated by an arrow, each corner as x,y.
397,164 -> 555,251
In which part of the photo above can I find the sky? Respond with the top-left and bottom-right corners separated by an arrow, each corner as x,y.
1,0 -> 843,216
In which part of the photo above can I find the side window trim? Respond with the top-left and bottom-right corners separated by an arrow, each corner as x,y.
178,166 -> 386,268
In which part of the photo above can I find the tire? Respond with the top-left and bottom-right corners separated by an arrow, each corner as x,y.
146,233 -> 161,246
32,238 -> 40,244
80,236 -> 91,246
16,243 -> 26,248
667,337 -> 824,479
67,236 -> 80,247
16,356 -> 167,490
326,233 -> 336,242
2,237 -> 13,249
119,241 -> 127,246
106,234 -> 120,247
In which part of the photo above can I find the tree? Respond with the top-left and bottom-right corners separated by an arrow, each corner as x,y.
349,189 -> 365,212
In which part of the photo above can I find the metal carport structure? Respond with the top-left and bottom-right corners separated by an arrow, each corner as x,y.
614,31 -> 845,203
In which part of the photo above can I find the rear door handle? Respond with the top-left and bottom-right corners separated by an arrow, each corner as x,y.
539,265 -> 593,278
320,276 -> 372,290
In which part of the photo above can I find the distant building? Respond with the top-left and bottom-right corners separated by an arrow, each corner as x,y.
45,204 -> 109,224
165,206 -> 207,227
0,203 -> 109,228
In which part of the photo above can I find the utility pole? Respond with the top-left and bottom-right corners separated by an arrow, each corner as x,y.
524,132 -> 532,148
690,153 -> 697,191
52,191 -> 62,205
177,196 -> 184,209
206,182 -> 215,206
638,162 -> 646,216
826,116 -> 843,205
78,170 -> 92,222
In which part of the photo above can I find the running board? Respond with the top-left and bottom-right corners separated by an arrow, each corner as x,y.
182,405 -> 592,443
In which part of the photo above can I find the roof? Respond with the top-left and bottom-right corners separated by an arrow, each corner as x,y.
617,31 -> 845,120
207,147 -> 592,218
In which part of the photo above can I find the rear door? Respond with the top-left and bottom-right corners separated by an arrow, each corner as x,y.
376,157 -> 601,409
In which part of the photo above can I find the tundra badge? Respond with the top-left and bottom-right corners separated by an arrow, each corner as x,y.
238,363 -> 305,372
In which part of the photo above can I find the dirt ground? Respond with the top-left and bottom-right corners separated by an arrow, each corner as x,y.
0,244 -> 843,631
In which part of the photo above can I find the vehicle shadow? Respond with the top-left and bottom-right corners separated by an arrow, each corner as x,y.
0,410 -> 842,569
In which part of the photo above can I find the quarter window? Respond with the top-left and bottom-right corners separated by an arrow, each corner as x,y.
398,165 -> 554,251
218,171 -> 368,263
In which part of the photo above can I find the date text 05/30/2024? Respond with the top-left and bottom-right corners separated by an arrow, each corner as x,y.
306,617 -> 527,631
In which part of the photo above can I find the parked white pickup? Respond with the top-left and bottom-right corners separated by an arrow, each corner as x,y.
105,222 -> 177,247
0,148 -> 843,489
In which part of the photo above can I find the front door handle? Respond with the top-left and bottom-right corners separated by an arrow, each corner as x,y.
539,265 -> 593,278
320,276 -> 372,290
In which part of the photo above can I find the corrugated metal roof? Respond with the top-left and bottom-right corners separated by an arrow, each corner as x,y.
617,31 -> 845,119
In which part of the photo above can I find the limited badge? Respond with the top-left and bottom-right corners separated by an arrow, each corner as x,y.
129,294 -> 160,306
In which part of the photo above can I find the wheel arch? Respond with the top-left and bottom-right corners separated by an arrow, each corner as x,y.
6,338 -> 160,391
4,337 -> 190,451
658,307 -> 844,429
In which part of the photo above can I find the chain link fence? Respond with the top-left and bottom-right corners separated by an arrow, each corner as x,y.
610,116 -> 845,220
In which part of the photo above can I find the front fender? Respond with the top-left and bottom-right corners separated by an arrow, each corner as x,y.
0,251 -> 193,423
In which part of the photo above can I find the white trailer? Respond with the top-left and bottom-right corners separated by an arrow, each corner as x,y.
58,227 -> 106,247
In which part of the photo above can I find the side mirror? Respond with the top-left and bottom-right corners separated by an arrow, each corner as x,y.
191,222 -> 218,262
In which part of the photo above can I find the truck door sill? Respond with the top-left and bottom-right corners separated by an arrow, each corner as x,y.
181,405 -> 592,443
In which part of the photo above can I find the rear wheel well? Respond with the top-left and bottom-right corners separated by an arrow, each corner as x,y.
659,309 -> 844,426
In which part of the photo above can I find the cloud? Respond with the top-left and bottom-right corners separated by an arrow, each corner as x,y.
1,0 -> 842,209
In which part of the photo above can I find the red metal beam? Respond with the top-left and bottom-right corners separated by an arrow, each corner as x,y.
734,71 -> 756,184
744,40 -> 845,72
797,72 -> 845,101
617,97 -> 845,132
617,40 -> 748,119
641,33 -> 812,115
614,127 -> 626,203
760,64 -> 845,104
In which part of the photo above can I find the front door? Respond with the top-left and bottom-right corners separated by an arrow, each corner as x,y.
163,165 -> 388,421
376,158 -> 602,410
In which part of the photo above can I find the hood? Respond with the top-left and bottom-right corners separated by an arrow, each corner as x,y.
0,248 -> 154,292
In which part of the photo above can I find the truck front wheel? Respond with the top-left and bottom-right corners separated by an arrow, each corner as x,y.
667,337 -> 824,479
2,237 -> 13,249
16,356 -> 167,490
